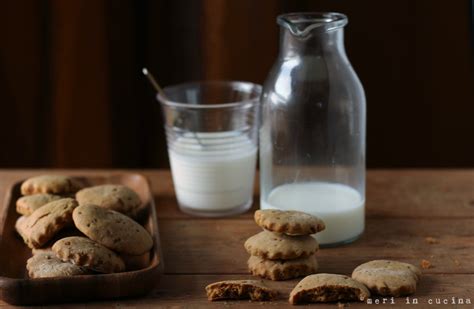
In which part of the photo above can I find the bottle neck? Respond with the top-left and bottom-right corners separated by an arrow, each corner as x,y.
279,28 -> 345,58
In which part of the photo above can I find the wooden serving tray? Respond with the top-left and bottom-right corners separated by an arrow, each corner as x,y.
0,173 -> 163,305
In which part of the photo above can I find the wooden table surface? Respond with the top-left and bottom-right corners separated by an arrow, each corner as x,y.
0,169 -> 473,308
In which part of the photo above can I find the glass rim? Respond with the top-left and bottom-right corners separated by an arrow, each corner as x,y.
157,80 -> 262,109
277,12 -> 348,35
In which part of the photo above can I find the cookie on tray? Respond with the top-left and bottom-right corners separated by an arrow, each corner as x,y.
205,280 -> 278,301
289,273 -> 370,304
76,184 -> 142,218
52,236 -> 125,273
21,175 -> 84,195
18,198 -> 78,248
248,255 -> 318,281
27,251 -> 90,278
244,230 -> 318,260
73,204 -> 153,255
352,260 -> 421,296
16,194 -> 63,216
255,209 -> 325,235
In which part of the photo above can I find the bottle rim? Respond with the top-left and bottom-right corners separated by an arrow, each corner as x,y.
277,12 -> 348,36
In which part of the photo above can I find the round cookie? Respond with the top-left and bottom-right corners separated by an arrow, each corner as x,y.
20,198 -> 78,248
352,260 -> 421,296
76,185 -> 141,218
73,204 -> 153,255
53,236 -> 125,273
248,255 -> 318,281
16,194 -> 63,216
254,210 -> 325,235
289,273 -> 370,304
244,230 -> 318,260
27,251 -> 90,278
21,175 -> 84,195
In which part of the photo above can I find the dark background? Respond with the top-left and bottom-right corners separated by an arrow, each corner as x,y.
1,0 -> 473,168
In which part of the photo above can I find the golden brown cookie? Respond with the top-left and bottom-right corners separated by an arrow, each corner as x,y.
16,194 -> 63,216
255,210 -> 325,235
52,236 -> 125,273
352,260 -> 421,296
21,175 -> 84,195
245,230 -> 318,260
289,273 -> 370,304
73,204 -> 153,255
18,198 -> 78,248
248,255 -> 318,281
76,184 -> 142,218
26,251 -> 90,278
205,280 -> 278,301
15,215 -> 30,244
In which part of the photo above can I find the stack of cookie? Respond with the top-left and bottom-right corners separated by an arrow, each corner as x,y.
14,175 -> 153,278
245,209 -> 325,281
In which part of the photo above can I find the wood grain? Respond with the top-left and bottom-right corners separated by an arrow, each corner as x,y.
0,169 -> 473,307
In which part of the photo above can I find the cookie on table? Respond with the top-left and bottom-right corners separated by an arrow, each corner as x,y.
21,175 -> 84,195
76,184 -> 142,218
289,273 -> 370,304
27,251 -> 90,278
52,236 -> 125,273
16,194 -> 62,216
255,210 -> 325,235
205,280 -> 278,301
17,198 -> 78,248
352,260 -> 421,296
73,204 -> 153,255
245,230 -> 318,260
248,255 -> 318,281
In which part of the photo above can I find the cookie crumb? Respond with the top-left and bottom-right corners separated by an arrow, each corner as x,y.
425,237 -> 439,244
421,259 -> 432,269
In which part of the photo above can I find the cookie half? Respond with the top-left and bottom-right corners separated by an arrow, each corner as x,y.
16,194 -> 63,216
21,175 -> 84,195
73,204 -> 153,255
352,260 -> 421,296
255,210 -> 325,235
245,230 -> 318,260
289,273 -> 370,304
76,184 -> 141,218
205,280 -> 278,301
19,198 -> 78,248
27,251 -> 90,278
248,255 -> 318,281
53,236 -> 125,273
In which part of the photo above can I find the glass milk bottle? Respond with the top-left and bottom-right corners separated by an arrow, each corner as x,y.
260,13 -> 366,246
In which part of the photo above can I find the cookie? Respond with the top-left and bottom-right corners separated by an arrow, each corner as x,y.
15,215 -> 30,244
245,230 -> 318,260
21,175 -> 84,195
120,252 -> 150,271
73,204 -> 153,255
248,255 -> 318,281
255,210 -> 325,235
205,280 -> 278,301
26,251 -> 90,278
352,260 -> 421,296
18,198 -> 78,248
289,273 -> 370,304
76,185 -> 142,218
52,236 -> 125,273
16,194 -> 63,216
